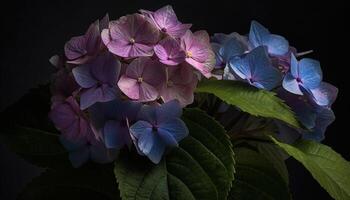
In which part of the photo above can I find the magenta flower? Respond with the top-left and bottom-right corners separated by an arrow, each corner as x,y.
140,5 -> 192,38
64,14 -> 109,64
117,57 -> 166,102
181,30 -> 215,78
154,37 -> 186,65
160,63 -> 197,107
101,14 -> 160,58
72,52 -> 121,110
49,96 -> 96,143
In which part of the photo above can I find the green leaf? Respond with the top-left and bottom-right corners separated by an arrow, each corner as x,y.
0,126 -> 69,169
195,80 -> 299,128
229,147 -> 291,200
18,163 -> 120,200
272,138 -> 350,200
114,109 -> 235,200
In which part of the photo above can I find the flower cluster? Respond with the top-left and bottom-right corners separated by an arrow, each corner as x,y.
49,5 -> 214,167
211,21 -> 337,142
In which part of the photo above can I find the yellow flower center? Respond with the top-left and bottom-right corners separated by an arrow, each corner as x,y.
186,51 -> 193,58
137,77 -> 143,83
129,38 -> 135,44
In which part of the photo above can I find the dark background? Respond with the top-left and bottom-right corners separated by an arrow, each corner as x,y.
0,0 -> 347,199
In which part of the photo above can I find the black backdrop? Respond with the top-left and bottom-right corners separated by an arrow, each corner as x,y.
0,0 -> 347,199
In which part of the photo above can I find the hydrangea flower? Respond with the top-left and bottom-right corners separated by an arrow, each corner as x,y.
140,5 -> 192,38
181,30 -> 215,78
72,52 -> 121,109
160,63 -> 197,106
101,14 -> 160,58
89,100 -> 141,149
129,100 -> 189,163
60,135 -> 118,168
211,32 -> 249,68
49,96 -> 96,143
117,57 -> 166,102
229,46 -> 282,90
308,82 -> 338,107
282,54 -> 322,95
154,37 -> 186,65
64,14 -> 109,64
249,20 -> 289,56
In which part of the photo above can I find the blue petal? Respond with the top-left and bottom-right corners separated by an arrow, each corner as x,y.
90,53 -> 121,85
290,53 -> 299,78
211,43 -> 224,67
309,82 -> 338,106
146,134 -> 166,164
80,86 -> 102,110
229,55 -> 251,80
129,120 -> 153,139
138,105 -> 157,124
249,20 -> 270,48
103,120 -> 125,149
59,135 -> 86,152
156,100 -> 182,123
158,118 -> 189,142
283,73 -> 303,95
303,108 -> 335,141
219,37 -> 245,63
72,65 -> 97,88
263,34 -> 289,56
299,58 -> 322,89
138,129 -> 155,155
68,147 -> 90,168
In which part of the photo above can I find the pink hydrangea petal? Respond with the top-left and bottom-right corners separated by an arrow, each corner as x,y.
193,30 -> 210,45
118,75 -> 140,100
85,20 -> 101,53
154,37 -> 185,65
139,82 -> 159,102
64,36 -> 87,60
129,43 -> 154,57
154,5 -> 179,28
142,59 -> 166,86
166,23 -> 192,38
125,57 -> 147,79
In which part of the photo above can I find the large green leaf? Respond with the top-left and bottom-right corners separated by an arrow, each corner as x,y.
229,147 -> 291,200
18,163 -> 120,200
196,80 -> 299,128
114,109 -> 235,200
0,126 -> 69,169
272,138 -> 350,200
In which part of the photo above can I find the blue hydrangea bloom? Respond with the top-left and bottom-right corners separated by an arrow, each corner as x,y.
282,54 -> 322,95
211,33 -> 249,68
129,100 -> 189,164
72,52 -> 121,109
249,20 -> 289,56
89,100 -> 142,149
308,82 -> 338,107
228,46 -> 282,90
60,135 -> 118,168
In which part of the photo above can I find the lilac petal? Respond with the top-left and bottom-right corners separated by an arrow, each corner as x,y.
137,128 -> 155,155
154,37 -> 185,65
118,76 -> 140,100
193,31 -> 210,44
139,82 -> 159,102
89,53 -> 121,84
72,65 -> 97,88
64,36 -> 87,60
85,20 -> 101,53
283,73 -> 303,95
80,86 -> 102,109
100,14 -> 110,30
156,100 -> 182,123
166,23 -> 192,38
146,135 -> 166,164
125,57 -> 146,79
154,5 -> 179,29
309,82 -> 338,106
49,101 -> 77,131
158,118 -> 189,142
90,142 -> 118,163
129,120 -> 153,139
141,59 -> 166,86
299,58 -> 322,89
69,147 -> 90,168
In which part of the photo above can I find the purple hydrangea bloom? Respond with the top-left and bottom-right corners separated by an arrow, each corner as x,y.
181,30 -> 215,78
229,46 -> 282,90
129,100 -> 189,163
154,37 -> 186,65
64,14 -> 109,64
160,63 -> 198,107
249,20 -> 289,56
60,135 -> 118,168
89,100 -> 142,149
72,52 -> 121,110
140,5 -> 192,38
49,96 -> 96,143
117,57 -> 166,102
101,14 -> 160,58
282,54 -> 322,95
